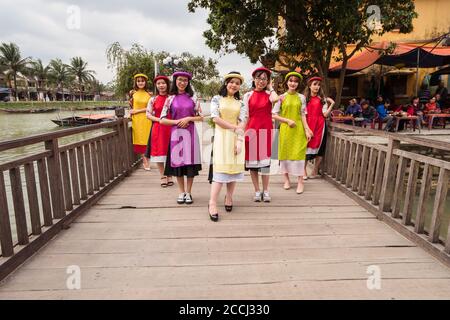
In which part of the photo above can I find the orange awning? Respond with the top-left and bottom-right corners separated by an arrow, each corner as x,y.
329,41 -> 450,77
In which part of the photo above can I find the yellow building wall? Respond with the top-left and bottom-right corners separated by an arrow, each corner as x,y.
372,0 -> 450,43
337,0 -> 450,103
278,0 -> 450,102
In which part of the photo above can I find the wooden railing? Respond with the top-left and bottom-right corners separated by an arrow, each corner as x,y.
324,122 -> 450,265
0,118 -> 138,280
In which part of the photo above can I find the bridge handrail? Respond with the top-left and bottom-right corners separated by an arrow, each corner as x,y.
325,122 -> 450,265
0,118 -> 138,280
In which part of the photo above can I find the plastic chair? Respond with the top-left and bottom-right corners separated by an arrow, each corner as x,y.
331,110 -> 345,123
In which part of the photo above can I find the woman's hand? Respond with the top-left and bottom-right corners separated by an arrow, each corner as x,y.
235,140 -> 243,155
129,109 -> 135,116
287,119 -> 297,128
177,117 -> 191,128
305,129 -> 313,141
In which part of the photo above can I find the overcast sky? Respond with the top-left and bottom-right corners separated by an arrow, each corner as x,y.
0,0 -> 257,84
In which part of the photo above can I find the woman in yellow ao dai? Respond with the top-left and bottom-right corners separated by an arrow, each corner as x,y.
207,72 -> 247,222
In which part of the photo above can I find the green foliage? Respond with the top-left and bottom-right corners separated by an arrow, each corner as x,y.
106,42 -> 219,98
188,0 -> 417,101
0,42 -> 31,99
29,59 -> 51,89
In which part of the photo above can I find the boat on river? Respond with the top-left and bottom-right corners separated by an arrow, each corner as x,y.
51,114 -> 116,127
1,108 -> 57,113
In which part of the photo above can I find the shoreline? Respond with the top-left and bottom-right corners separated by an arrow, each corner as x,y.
0,101 -> 128,113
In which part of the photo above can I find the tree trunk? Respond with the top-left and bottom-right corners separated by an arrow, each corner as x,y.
335,57 -> 349,110
13,74 -> 18,101
316,63 -> 330,97
79,80 -> 83,101
25,79 -> 30,101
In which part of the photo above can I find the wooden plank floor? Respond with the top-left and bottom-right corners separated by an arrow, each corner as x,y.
1,165 -> 450,299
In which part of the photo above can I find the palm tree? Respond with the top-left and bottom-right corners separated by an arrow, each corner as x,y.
0,42 -> 30,101
68,57 -> 96,101
30,59 -> 51,100
49,59 -> 71,101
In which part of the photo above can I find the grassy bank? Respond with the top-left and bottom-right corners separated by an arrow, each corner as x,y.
0,101 -> 128,111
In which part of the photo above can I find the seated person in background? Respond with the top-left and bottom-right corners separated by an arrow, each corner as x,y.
406,96 -> 424,128
392,104 -> 410,131
359,100 -> 376,127
345,98 -> 362,116
376,95 -> 384,105
393,98 -> 423,131
345,98 -> 362,125
376,99 -> 395,131
435,93 -> 443,109
435,81 -> 448,108
418,83 -> 431,109
424,96 -> 441,114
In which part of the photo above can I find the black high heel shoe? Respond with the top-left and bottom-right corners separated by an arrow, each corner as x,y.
224,195 -> 233,212
208,204 -> 219,222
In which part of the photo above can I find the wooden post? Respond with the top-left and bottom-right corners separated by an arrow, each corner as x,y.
429,168 -> 449,243
45,139 -> 65,219
391,156 -> 406,219
338,140 -> 350,183
402,160 -> 419,226
332,137 -> 340,178
37,158 -> 53,227
358,146 -> 369,196
0,172 -> 14,256
84,144 -> 94,196
445,225 -> 450,254
24,163 -> 42,235
90,142 -> 100,191
372,150 -> 386,206
9,167 -> 29,245
60,151 -> 73,211
346,143 -> 355,188
379,138 -> 401,212
69,148 -> 80,206
414,164 -> 433,234
97,140 -> 105,187
77,147 -> 88,200
351,144 -> 362,192
364,149 -> 377,200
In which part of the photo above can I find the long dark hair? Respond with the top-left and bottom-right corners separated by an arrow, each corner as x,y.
303,79 -> 326,105
219,71 -> 242,100
169,75 -> 194,97
251,70 -> 270,91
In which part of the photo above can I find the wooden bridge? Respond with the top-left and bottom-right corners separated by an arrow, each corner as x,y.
0,119 -> 449,299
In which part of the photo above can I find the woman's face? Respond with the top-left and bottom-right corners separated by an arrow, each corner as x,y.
136,77 -> 146,89
287,76 -> 299,91
310,80 -> 321,94
226,78 -> 241,96
430,97 -> 436,103
176,76 -> 189,92
156,79 -> 167,94
254,72 -> 269,91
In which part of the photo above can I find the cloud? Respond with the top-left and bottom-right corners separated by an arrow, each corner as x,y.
0,0 -> 257,84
